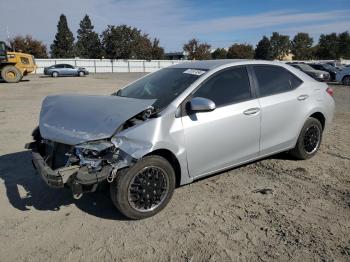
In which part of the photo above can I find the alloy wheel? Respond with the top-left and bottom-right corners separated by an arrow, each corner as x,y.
128,166 -> 169,212
304,125 -> 320,154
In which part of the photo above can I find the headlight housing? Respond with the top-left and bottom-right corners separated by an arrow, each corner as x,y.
75,140 -> 114,158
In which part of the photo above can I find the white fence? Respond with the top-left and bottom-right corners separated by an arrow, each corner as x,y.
34,59 -> 186,74
33,58 -> 350,74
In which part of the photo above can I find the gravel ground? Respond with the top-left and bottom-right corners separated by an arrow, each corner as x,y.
0,74 -> 349,262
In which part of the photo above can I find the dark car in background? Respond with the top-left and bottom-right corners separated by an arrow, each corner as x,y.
309,63 -> 338,81
43,64 -> 89,77
289,63 -> 330,82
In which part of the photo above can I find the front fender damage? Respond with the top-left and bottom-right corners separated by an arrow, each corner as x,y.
27,106 -> 157,199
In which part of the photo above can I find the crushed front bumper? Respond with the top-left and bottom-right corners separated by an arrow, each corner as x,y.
31,151 -> 79,188
30,149 -> 113,191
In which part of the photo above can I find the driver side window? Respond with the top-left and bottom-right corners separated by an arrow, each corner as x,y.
193,66 -> 252,107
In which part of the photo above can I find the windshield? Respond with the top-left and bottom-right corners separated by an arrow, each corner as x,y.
114,68 -> 207,110
297,64 -> 314,71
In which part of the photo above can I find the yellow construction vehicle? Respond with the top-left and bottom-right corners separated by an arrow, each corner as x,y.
0,41 -> 36,83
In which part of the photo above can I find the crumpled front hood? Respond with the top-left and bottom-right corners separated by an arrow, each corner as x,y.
39,94 -> 155,145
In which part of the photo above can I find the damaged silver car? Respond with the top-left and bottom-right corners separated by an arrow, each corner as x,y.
26,60 -> 335,219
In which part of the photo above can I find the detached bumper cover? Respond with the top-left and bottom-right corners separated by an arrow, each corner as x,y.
31,151 -> 79,188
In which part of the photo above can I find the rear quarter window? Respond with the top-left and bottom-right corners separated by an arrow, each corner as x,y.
253,65 -> 303,97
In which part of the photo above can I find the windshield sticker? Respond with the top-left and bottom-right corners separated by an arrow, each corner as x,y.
183,69 -> 206,76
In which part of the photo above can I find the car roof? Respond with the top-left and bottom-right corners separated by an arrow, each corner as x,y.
169,59 -> 251,70
53,64 -> 73,66
168,59 -> 305,71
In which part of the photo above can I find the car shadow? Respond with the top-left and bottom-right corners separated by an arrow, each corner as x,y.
0,79 -> 30,83
0,150 -> 127,220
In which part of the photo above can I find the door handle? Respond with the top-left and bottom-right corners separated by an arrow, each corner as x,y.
297,94 -> 309,101
243,107 -> 260,115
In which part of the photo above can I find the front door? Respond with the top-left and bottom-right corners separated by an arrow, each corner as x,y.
181,66 -> 261,178
64,64 -> 76,75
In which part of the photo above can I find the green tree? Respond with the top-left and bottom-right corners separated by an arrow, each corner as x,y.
270,32 -> 291,60
227,43 -> 254,59
76,15 -> 102,58
50,14 -> 75,58
291,33 -> 313,60
10,35 -> 48,58
337,31 -> 350,59
101,25 -> 155,59
211,48 -> 227,59
183,39 -> 211,60
132,33 -> 153,60
316,33 -> 338,59
254,36 -> 272,60
151,38 -> 165,59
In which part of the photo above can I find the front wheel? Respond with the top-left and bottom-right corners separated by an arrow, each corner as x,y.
78,71 -> 85,77
52,71 -> 58,78
110,155 -> 175,219
342,75 -> 350,86
290,117 -> 323,160
1,65 -> 22,83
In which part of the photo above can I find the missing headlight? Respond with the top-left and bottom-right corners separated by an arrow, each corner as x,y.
75,141 -> 114,156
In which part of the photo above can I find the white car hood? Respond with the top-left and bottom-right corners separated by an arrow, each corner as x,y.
39,94 -> 155,145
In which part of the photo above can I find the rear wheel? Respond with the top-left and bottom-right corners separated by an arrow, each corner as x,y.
110,155 -> 175,219
1,65 -> 22,83
290,117 -> 323,160
342,75 -> 350,86
52,71 -> 58,78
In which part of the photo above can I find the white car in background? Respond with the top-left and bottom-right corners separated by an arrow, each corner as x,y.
336,66 -> 350,85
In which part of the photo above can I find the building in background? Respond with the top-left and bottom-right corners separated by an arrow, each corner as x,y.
164,51 -> 188,60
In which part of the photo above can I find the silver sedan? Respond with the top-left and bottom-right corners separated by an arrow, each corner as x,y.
43,64 -> 89,77
27,60 -> 335,219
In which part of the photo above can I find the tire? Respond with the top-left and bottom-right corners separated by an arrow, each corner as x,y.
52,71 -> 58,78
342,75 -> 350,86
1,65 -> 22,83
290,117 -> 323,160
78,71 -> 85,77
110,155 -> 176,219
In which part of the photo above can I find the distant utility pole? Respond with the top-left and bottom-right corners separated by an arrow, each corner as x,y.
6,26 -> 10,41
6,26 -> 12,50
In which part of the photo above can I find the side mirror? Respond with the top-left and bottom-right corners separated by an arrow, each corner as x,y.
190,97 -> 216,112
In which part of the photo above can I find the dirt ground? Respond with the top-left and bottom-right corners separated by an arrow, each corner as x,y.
0,74 -> 349,262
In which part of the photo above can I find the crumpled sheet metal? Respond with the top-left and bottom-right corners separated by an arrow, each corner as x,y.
39,94 -> 155,145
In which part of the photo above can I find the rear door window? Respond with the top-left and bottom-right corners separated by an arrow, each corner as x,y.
253,65 -> 302,97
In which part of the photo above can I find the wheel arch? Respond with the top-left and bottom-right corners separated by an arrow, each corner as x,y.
309,112 -> 326,130
342,75 -> 350,84
145,149 -> 181,187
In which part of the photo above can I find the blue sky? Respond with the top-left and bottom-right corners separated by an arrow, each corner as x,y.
0,0 -> 349,52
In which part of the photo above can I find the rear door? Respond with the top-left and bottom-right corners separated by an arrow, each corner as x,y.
181,66 -> 261,178
251,65 -> 307,156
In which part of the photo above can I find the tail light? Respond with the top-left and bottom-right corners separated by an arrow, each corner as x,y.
326,87 -> 334,97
